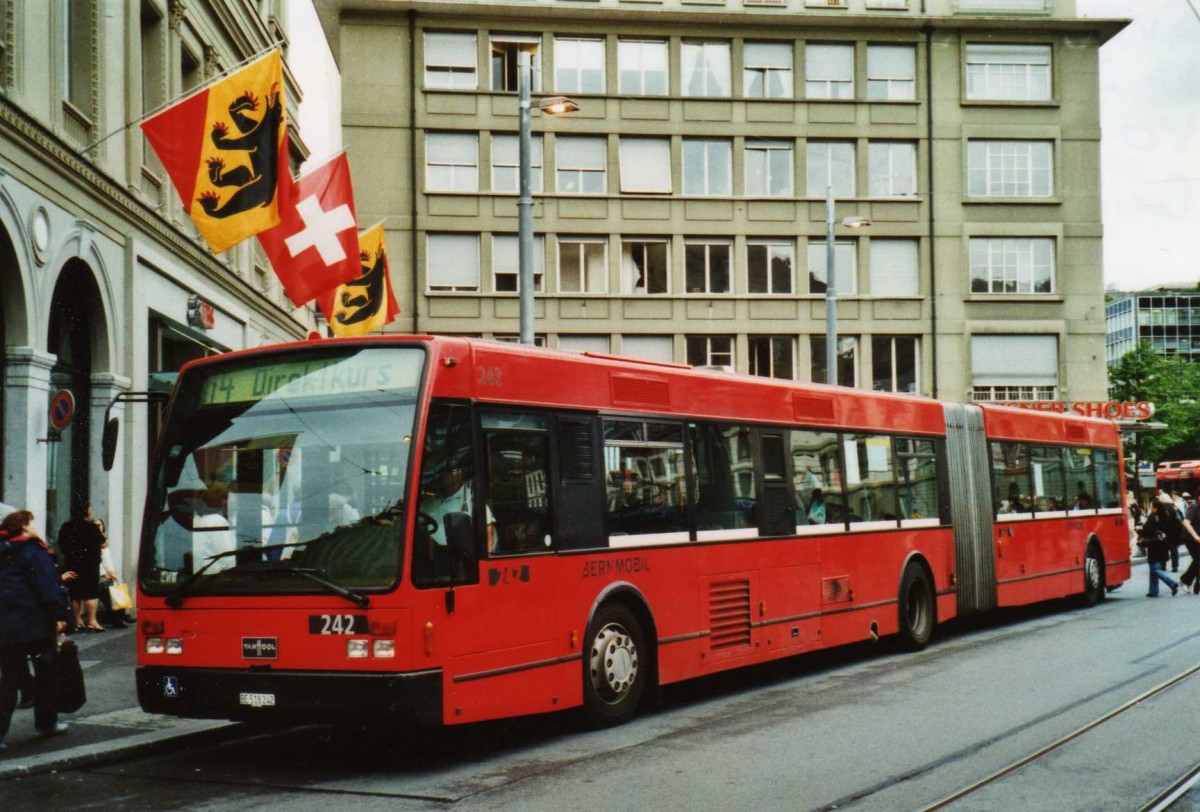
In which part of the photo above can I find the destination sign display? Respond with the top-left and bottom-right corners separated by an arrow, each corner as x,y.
197,349 -> 423,407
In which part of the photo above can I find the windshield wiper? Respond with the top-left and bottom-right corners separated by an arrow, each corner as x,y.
255,564 -> 370,609
163,547 -> 244,608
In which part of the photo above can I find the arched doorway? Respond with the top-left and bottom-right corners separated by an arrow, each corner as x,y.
46,259 -> 102,540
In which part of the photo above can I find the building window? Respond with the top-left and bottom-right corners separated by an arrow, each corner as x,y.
491,35 -> 540,92
494,334 -> 547,347
969,238 -> 1054,294
811,336 -> 858,387
683,139 -> 732,196
872,336 -> 918,393
965,43 -> 1051,102
967,140 -> 1053,198
554,37 -> 605,94
556,136 -> 607,194
686,336 -> 734,368
65,0 -> 95,118
747,239 -> 794,294
869,239 -> 919,296
805,43 -> 854,100
971,334 -> 1058,401
685,239 -> 732,294
622,335 -> 673,362
749,337 -> 795,379
743,41 -> 792,99
559,334 -> 610,353
622,239 -> 670,294
425,132 -> 479,192
427,233 -> 481,291
618,39 -> 668,95
492,133 -> 543,194
493,234 -> 545,293
618,138 -> 672,194
681,41 -> 731,98
745,140 -> 794,197
425,31 -> 477,89
806,141 -> 855,198
866,44 -> 915,101
808,240 -> 856,294
868,141 -> 917,197
558,237 -> 608,293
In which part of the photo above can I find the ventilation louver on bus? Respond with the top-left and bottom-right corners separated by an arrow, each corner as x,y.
708,579 -> 752,651
610,374 -> 671,407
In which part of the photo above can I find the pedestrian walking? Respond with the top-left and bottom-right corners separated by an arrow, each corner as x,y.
1140,494 -> 1182,598
0,510 -> 71,752
1180,493 -> 1200,594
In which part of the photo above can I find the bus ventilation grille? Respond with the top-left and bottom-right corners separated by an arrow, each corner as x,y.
1065,423 -> 1087,442
709,579 -> 752,650
822,576 -> 851,604
610,374 -> 671,407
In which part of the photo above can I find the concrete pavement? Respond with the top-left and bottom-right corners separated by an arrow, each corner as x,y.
0,623 -> 237,780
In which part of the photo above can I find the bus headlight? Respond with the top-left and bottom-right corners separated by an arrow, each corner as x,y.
145,637 -> 165,655
165,638 -> 184,655
372,640 -> 395,658
346,639 -> 369,658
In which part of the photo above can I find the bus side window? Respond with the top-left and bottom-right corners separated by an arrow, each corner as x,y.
482,414 -> 552,556
413,403 -> 480,588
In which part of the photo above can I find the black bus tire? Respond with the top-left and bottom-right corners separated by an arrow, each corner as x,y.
1082,542 -> 1106,606
583,603 -> 647,727
897,563 -> 935,651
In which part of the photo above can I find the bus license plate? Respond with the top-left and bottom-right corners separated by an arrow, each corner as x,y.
308,614 -> 368,635
239,692 -> 276,708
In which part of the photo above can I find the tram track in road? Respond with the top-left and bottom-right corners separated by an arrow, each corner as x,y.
919,661 -> 1200,812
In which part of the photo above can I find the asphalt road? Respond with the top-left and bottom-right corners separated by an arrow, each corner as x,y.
5,566 -> 1200,811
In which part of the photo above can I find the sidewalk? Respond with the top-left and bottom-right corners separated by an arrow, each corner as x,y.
0,624 -> 237,780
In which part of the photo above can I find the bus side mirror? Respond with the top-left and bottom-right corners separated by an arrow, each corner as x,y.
443,511 -> 475,563
101,417 -> 120,471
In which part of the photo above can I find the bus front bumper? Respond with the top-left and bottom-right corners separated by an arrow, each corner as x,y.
136,665 -> 442,726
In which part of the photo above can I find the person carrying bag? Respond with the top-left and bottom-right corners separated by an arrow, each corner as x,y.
0,509 -> 72,751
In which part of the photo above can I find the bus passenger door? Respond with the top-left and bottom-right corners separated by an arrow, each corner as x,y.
443,411 -> 566,723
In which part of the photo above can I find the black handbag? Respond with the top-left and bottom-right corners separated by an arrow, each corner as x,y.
55,637 -> 87,713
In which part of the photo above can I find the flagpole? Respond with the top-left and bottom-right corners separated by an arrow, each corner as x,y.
82,42 -> 284,153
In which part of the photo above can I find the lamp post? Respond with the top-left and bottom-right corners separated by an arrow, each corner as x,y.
823,185 -> 871,385
517,51 -> 578,345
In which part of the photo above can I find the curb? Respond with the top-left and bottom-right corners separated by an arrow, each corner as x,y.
0,719 -> 242,781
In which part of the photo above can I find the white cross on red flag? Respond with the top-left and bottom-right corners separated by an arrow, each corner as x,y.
258,152 -> 360,307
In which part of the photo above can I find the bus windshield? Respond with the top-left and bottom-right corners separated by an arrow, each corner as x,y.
140,346 -> 424,598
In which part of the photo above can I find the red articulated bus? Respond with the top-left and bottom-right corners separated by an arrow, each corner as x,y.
130,335 -> 1130,728
1156,460 -> 1200,499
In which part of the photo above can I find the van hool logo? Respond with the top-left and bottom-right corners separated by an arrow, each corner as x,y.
242,637 -> 278,659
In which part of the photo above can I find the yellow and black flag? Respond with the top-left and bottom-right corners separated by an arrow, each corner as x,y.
317,223 -> 401,337
141,50 -> 287,253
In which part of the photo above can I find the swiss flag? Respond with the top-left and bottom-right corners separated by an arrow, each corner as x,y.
258,152 -> 360,307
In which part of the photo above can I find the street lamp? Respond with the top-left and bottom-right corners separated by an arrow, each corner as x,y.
518,53 -> 579,345
823,185 -> 871,385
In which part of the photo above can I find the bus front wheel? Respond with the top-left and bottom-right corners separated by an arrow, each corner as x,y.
897,564 -> 935,651
583,604 -> 646,727
1082,543 -> 1105,606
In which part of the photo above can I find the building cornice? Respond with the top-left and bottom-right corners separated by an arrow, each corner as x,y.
0,93 -> 305,339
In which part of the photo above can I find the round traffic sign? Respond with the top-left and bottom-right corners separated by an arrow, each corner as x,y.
49,389 -> 75,430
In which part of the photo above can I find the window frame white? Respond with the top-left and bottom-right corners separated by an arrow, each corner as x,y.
808,239 -> 857,294
426,233 -> 481,292
491,133 -> 543,194
748,336 -> 796,380
683,138 -> 732,196
492,233 -> 545,293
490,34 -> 541,93
965,43 -> 1051,102
810,336 -> 859,387
619,137 -> 673,194
806,141 -> 856,198
868,141 -> 917,198
424,131 -> 480,193
424,31 -> 478,90
686,335 -> 735,368
554,37 -> 606,94
557,236 -> 609,294
747,238 -> 795,294
805,43 -> 855,100
866,44 -> 915,101
685,238 -> 733,294
555,136 -> 608,195
621,238 -> 671,294
967,140 -> 1054,198
618,39 -> 668,96
745,139 -> 794,197
681,41 -> 732,98
971,334 -> 1058,401
869,239 -> 919,296
743,41 -> 793,100
969,237 -> 1055,295
871,335 -> 919,393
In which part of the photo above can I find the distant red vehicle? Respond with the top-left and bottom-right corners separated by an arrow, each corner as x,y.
128,335 -> 1130,728
1156,460 -> 1200,499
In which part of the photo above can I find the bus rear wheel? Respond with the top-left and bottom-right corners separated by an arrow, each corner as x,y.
1082,543 -> 1105,606
898,564 -> 935,651
583,604 -> 646,727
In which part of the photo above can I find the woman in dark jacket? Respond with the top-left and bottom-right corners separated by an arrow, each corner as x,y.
0,510 -> 70,750
1140,495 -> 1182,598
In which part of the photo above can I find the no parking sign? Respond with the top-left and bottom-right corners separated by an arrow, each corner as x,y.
49,390 -> 75,430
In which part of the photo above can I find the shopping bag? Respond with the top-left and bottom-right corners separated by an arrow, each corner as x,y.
55,638 -> 87,713
108,581 -> 133,611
